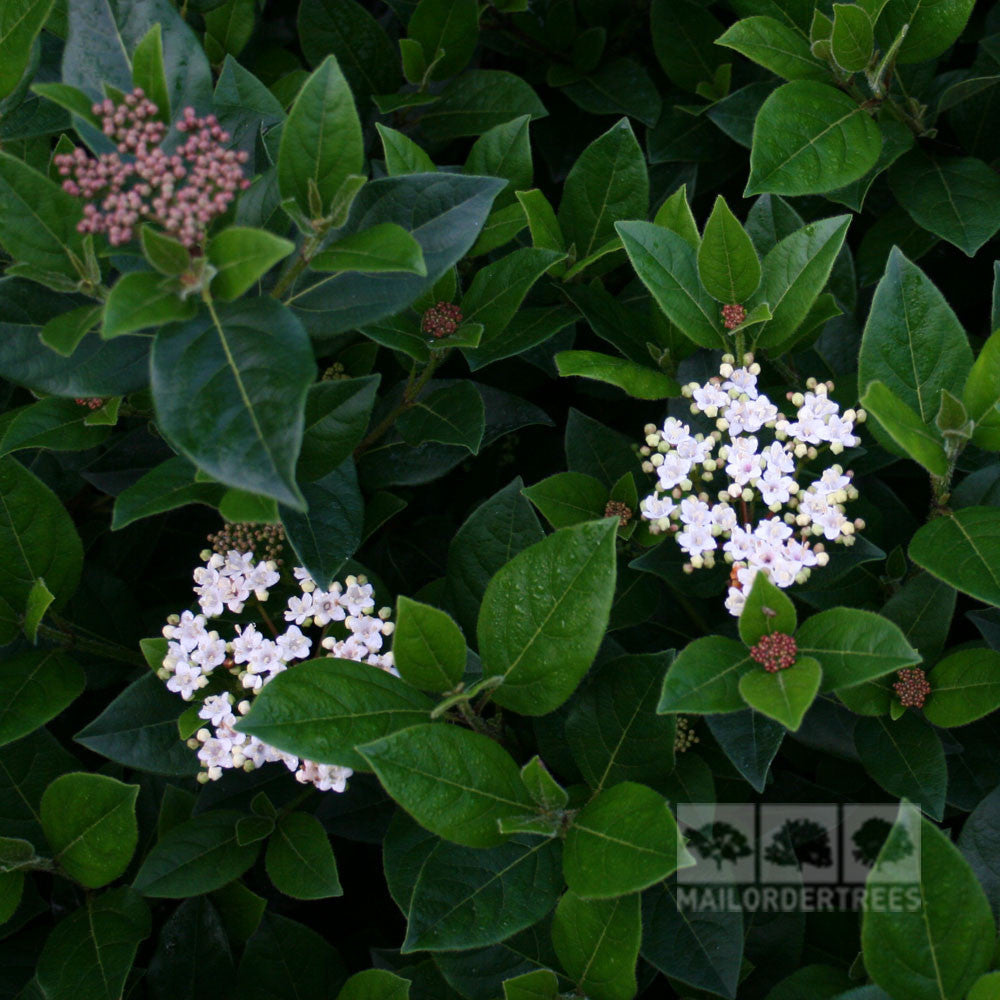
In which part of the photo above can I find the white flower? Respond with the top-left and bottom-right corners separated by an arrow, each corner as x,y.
341,580 -> 375,617
199,693 -> 235,728
232,623 -> 264,663
661,417 -> 691,446
722,367 -> 759,399
677,524 -> 716,558
284,592 -> 314,625
657,452 -> 692,490
640,494 -> 676,521
311,588 -> 345,626
276,625 -> 312,661
166,660 -> 203,700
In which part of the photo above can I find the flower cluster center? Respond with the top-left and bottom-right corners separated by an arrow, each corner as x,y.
750,632 -> 798,673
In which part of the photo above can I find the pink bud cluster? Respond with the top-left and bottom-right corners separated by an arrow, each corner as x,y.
893,667 -> 931,709
750,632 -> 798,673
55,88 -> 250,248
421,302 -> 463,338
74,397 -> 103,410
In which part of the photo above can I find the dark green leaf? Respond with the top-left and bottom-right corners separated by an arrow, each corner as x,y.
278,55 -> 363,215
359,723 -> 533,847
854,714 -> 946,819
266,811 -> 343,899
924,648 -> 1000,727
208,227 -> 295,299
102,271 -> 196,338
397,382 -> 485,453
151,298 -> 315,508
738,656 -> 822,731
111,456 -> 226,530
554,351 -> 679,400
418,71 -> 547,142
659,636 -> 755,714
311,224 -> 427,275
746,81 -> 881,196
133,811 -> 259,897
280,459 -> 364,588
478,519 -> 618,716
551,891 -> 640,1000
403,836 -> 562,951
859,381 -> 949,475
717,15 -> 826,81
393,596 -> 466,693
698,196 -> 761,304
407,0 -> 479,80
237,658 -> 433,771
909,507 -> 1000,606
0,649 -> 83,748
523,472 -> 607,530
147,897 -> 234,1000
831,4 -> 874,72
36,888 -> 151,1000
40,773 -> 138,888
298,376 -> 380,482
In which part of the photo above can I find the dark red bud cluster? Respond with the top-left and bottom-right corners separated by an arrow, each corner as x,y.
604,500 -> 633,526
750,631 -> 798,673
421,302 -> 463,338
74,397 -> 104,410
722,303 -> 746,330
893,667 -> 931,709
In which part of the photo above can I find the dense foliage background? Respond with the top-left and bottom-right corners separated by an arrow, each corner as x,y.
3,0 -> 1000,997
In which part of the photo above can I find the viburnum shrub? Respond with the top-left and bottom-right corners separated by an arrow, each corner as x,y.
4,1 -> 1000,999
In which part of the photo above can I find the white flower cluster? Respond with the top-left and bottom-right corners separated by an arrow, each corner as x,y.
159,550 -> 396,792
639,355 -> 865,617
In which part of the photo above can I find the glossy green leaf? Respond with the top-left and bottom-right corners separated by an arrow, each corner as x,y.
910,507 -> 1000,606
0,397 -> 107,458
376,124 -> 436,175
855,714 -> 946,819
863,807 -> 994,998
717,15 -> 826,81
858,248 -> 973,433
963,329 -> 1000,450
111,457 -> 225,530
923,648 -> 1000,727
477,519 -> 618,716
288,174 -> 504,334
298,375 -> 380,481
0,152 -> 84,277
831,4 -> 874,71
266,812 -> 343,899
563,782 -> 691,898
403,836 -> 563,951
522,472 -> 607,530
617,221 -> 724,349
397,382 -> 485,453
503,970 -> 559,1000
36,888 -> 151,1000
394,596 -> 466,693
641,881 -> 743,999
207,227 -> 295,300
236,658 -> 433,771
445,477 -> 544,637
698,196 -> 761,304
407,0 -> 478,80
0,0 -> 54,101
554,350 -> 680,400
0,650 -> 84,748
298,0 -> 401,95
874,0 -> 976,64
658,636 -> 756,714
38,304 -> 101,357
739,571 -> 797,647
746,81 -> 881,196
278,54 -> 363,215
40,773 -> 138,888
151,297 -> 314,509
860,381 -> 949,475
101,271 -> 196,338
551,891 -> 640,1000
465,115 -> 532,204
565,652 -> 676,791
419,70 -> 547,143
650,0 -> 727,92
75,673 -> 199,777
889,149 -> 1000,257
133,811 -> 259,897
359,724 -> 533,848
310,223 -> 426,275
796,607 -> 921,691
750,214 -> 851,350
131,23 -> 170,121
461,247 -> 563,340
558,118 -> 647,262
738,656 -> 822,731
280,459 -> 363,588
146,897 -> 234,1000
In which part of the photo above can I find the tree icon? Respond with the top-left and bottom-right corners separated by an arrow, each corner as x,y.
687,821 -> 753,871
764,818 -> 833,869
852,817 -> 915,868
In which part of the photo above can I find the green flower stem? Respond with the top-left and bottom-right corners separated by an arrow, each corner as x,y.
353,349 -> 448,456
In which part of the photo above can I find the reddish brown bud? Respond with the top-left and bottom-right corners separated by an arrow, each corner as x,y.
604,500 -> 633,526
893,667 -> 931,709
421,302 -> 463,338
750,632 -> 798,673
722,303 -> 746,330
